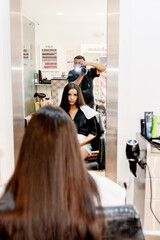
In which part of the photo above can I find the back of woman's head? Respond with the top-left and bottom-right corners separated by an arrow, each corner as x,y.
0,106 -> 104,240
10,106 -> 86,209
60,83 -> 86,112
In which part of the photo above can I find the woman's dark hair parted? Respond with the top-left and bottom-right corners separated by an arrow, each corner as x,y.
0,106 -> 105,240
60,82 -> 86,113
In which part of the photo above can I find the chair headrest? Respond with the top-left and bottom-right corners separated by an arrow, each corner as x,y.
97,205 -> 145,240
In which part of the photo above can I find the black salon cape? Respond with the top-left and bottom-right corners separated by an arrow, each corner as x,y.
71,108 -> 97,137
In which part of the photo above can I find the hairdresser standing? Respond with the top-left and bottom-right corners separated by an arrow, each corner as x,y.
67,55 -> 106,108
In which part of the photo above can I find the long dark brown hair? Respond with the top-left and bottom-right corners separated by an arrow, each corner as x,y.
0,106 -> 104,240
60,82 -> 86,113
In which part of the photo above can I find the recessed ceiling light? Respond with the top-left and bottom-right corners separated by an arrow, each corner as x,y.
97,12 -> 104,16
56,12 -> 64,15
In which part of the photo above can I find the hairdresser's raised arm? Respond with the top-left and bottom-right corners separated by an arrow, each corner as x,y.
82,60 -> 106,74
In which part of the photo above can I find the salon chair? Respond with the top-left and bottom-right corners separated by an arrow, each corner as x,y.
85,112 -> 105,170
99,205 -> 145,240
85,135 -> 105,170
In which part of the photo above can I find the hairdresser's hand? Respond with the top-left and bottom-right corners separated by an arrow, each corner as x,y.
81,60 -> 92,67
80,59 -> 87,66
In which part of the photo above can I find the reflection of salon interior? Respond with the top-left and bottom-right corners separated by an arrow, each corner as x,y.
1,0 -> 160,239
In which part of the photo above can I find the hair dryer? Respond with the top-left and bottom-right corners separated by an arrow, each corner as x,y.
126,140 -> 146,177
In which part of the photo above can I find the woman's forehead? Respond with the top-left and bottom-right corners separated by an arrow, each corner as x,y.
68,88 -> 77,93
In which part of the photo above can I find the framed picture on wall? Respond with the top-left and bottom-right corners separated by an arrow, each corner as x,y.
40,45 -> 58,71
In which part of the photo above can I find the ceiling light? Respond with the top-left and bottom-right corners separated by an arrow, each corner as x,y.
56,12 -> 64,15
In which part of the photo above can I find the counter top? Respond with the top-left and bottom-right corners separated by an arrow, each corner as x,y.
137,133 -> 160,156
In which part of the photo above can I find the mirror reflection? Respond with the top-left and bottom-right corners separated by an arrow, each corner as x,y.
1,1 -> 159,238
22,0 -> 107,169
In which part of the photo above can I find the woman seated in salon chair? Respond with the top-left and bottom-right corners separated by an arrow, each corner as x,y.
0,106 -> 130,240
60,82 -> 104,161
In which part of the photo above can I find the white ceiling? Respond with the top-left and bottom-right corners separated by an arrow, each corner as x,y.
22,0 -> 107,30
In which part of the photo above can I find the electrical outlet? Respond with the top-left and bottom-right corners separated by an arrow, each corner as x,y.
117,179 -> 130,189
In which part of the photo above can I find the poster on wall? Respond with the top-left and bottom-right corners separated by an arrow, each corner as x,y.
40,45 -> 58,71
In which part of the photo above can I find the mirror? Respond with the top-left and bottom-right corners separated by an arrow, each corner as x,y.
21,0 -> 107,168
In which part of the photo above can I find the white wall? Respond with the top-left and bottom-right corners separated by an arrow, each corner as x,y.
117,0 -> 160,191
21,0 -> 107,78
0,0 -> 15,195
32,12 -> 106,78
